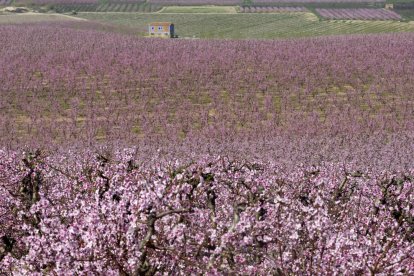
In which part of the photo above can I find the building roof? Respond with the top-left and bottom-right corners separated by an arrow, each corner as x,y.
149,22 -> 173,26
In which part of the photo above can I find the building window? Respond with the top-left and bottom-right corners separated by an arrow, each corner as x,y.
158,26 -> 163,31
151,26 -> 155,31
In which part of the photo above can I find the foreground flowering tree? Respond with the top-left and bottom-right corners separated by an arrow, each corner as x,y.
1,149 -> 413,274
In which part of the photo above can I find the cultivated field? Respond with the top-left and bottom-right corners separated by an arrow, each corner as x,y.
160,5 -> 238,13
316,8 -> 402,20
77,12 -> 414,38
51,2 -> 163,13
147,0 -> 241,4
0,1 -> 413,275
239,6 -> 308,12
396,8 -> 414,20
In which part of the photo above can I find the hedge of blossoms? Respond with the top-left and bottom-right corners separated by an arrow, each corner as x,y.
0,148 -> 413,274
10,0 -> 148,4
253,0 -> 384,3
147,0 -> 384,3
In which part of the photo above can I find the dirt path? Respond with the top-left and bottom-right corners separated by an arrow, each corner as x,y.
0,12 -> 89,24
24,12 -> 88,21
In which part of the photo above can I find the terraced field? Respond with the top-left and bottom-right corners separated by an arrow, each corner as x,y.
77,12 -> 414,39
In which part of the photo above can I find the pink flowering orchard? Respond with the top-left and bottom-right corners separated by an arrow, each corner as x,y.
1,149 -> 413,274
1,25 -> 413,168
0,22 -> 413,274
